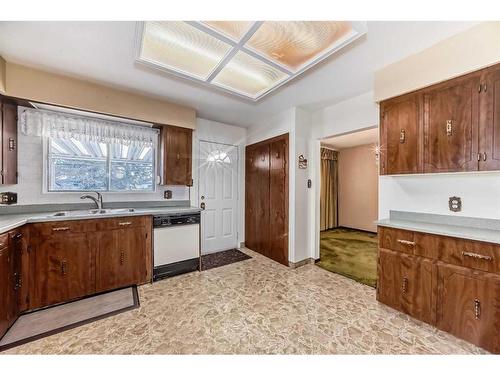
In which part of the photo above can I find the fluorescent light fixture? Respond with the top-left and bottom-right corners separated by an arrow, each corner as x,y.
136,21 -> 367,101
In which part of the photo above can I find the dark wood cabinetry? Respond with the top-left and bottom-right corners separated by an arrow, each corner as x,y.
380,62 -> 500,175
160,125 -> 193,186
0,96 -> 18,184
245,134 -> 288,266
378,226 -> 500,352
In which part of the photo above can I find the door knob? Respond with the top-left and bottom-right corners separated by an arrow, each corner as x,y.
201,196 -> 205,200
201,202 -> 206,210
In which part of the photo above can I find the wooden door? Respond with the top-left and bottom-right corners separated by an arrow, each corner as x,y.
377,248 -> 402,311
256,143 -> 270,255
401,254 -> 436,325
480,65 -> 500,170
437,264 -> 500,353
269,137 -> 288,265
244,146 -> 258,252
32,234 -> 95,308
0,243 -> 17,338
380,93 -> 422,174
163,125 -> 193,186
423,74 -> 480,172
97,226 -> 147,292
1,101 -> 18,185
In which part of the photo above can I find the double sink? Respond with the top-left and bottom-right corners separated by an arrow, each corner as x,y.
52,208 -> 135,217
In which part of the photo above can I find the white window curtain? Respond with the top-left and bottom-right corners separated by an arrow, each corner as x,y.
19,108 -> 159,147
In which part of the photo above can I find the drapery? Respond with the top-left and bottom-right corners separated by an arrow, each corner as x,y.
320,147 -> 339,231
19,108 -> 159,147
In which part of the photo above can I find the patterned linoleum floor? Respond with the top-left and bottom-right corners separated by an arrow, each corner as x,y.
3,248 -> 486,354
318,228 -> 378,287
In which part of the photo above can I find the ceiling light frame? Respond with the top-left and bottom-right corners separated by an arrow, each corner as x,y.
135,21 -> 367,101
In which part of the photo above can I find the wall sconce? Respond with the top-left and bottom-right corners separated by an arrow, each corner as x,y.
298,155 -> 308,169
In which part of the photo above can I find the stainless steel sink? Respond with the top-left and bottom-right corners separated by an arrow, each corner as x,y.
52,208 -> 135,217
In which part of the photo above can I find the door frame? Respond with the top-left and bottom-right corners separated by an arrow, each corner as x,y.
197,139 -> 239,254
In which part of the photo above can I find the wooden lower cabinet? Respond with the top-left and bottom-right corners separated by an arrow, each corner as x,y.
97,226 -> 149,292
31,233 -> 96,309
436,264 -> 500,353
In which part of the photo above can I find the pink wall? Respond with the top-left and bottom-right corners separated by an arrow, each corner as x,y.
338,144 -> 378,232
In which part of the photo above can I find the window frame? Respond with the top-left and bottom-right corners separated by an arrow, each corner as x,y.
43,137 -> 158,194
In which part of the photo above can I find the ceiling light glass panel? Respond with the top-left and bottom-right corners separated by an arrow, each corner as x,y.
212,51 -> 289,99
246,21 -> 353,72
140,21 -> 232,80
202,21 -> 254,41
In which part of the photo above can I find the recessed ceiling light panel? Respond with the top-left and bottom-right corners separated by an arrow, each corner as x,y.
212,51 -> 289,99
140,21 -> 232,80
202,21 -> 254,41
246,21 -> 355,72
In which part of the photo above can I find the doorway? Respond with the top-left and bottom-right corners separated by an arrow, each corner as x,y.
317,127 -> 379,287
199,140 -> 238,254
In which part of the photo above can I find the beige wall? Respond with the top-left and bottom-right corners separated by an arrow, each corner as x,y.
374,22 -> 500,102
3,61 -> 196,128
0,56 -> 5,94
338,144 -> 378,232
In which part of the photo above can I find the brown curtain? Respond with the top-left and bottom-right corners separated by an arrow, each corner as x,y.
320,148 -> 339,231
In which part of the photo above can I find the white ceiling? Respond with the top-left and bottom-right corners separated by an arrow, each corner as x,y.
0,21 -> 477,128
321,127 -> 378,150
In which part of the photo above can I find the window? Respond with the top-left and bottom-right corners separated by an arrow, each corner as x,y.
48,138 -> 155,192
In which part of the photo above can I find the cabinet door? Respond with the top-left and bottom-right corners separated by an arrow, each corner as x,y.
256,143 -> 270,256
480,65 -> 500,170
1,101 -> 18,185
423,75 -> 480,172
437,264 -> 500,353
32,234 -> 95,308
97,227 -> 147,292
401,254 -> 436,325
163,125 -> 192,186
269,137 -> 288,266
380,93 -> 422,175
377,248 -> 402,311
0,244 -> 18,338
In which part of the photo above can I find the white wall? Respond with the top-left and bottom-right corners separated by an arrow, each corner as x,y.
192,118 -> 247,247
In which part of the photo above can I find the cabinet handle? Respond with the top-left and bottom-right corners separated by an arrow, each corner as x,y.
8,138 -> 16,151
120,250 -> 125,265
402,277 -> 408,294
52,226 -> 70,232
118,221 -> 132,226
0,242 -> 5,248
446,120 -> 453,136
483,152 -> 487,161
399,129 -> 405,144
176,153 -> 180,160
61,260 -> 67,276
462,251 -> 493,261
474,299 -> 481,319
397,239 -> 416,246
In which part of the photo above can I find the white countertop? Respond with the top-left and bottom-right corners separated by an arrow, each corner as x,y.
0,206 -> 201,234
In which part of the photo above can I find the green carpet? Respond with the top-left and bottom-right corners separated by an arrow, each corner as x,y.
317,228 -> 378,288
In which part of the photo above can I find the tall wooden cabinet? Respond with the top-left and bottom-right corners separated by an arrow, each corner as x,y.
159,125 -> 193,186
245,134 -> 288,266
0,96 -> 18,184
380,62 -> 500,175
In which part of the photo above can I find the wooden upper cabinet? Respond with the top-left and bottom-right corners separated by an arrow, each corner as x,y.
380,93 -> 422,175
0,98 -> 18,185
480,64 -> 500,170
161,125 -> 193,186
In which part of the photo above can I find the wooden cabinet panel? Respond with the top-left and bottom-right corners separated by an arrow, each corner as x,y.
480,64 -> 500,170
162,125 -> 193,186
1,101 -> 18,185
437,264 -> 500,353
377,248 -> 402,311
380,93 -> 422,175
30,219 -> 97,237
31,233 -> 95,309
423,75 -> 480,173
0,243 -> 18,338
378,226 -> 415,254
96,215 -> 148,231
97,226 -> 148,292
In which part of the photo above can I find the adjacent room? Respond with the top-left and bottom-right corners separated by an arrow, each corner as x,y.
1,7 -> 500,364
318,128 -> 379,287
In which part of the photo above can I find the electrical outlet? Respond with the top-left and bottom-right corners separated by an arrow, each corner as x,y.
449,196 -> 462,212
164,190 -> 173,199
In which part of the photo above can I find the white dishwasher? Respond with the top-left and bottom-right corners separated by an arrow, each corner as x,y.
153,212 -> 200,281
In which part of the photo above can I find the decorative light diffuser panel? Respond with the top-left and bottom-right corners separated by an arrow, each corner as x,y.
137,21 -> 367,101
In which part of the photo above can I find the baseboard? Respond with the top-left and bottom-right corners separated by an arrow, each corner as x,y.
337,226 -> 377,235
288,258 -> 315,268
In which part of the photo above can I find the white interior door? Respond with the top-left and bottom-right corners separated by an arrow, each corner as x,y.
199,140 -> 238,254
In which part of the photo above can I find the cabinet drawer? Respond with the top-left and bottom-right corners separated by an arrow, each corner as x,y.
378,226 -> 415,254
415,233 -> 500,274
0,233 -> 9,249
96,216 -> 149,231
30,220 -> 97,237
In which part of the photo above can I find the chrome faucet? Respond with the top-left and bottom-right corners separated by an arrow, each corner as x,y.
80,192 -> 103,210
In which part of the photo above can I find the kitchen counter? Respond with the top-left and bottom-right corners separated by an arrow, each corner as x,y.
0,205 -> 201,234
377,210 -> 500,245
